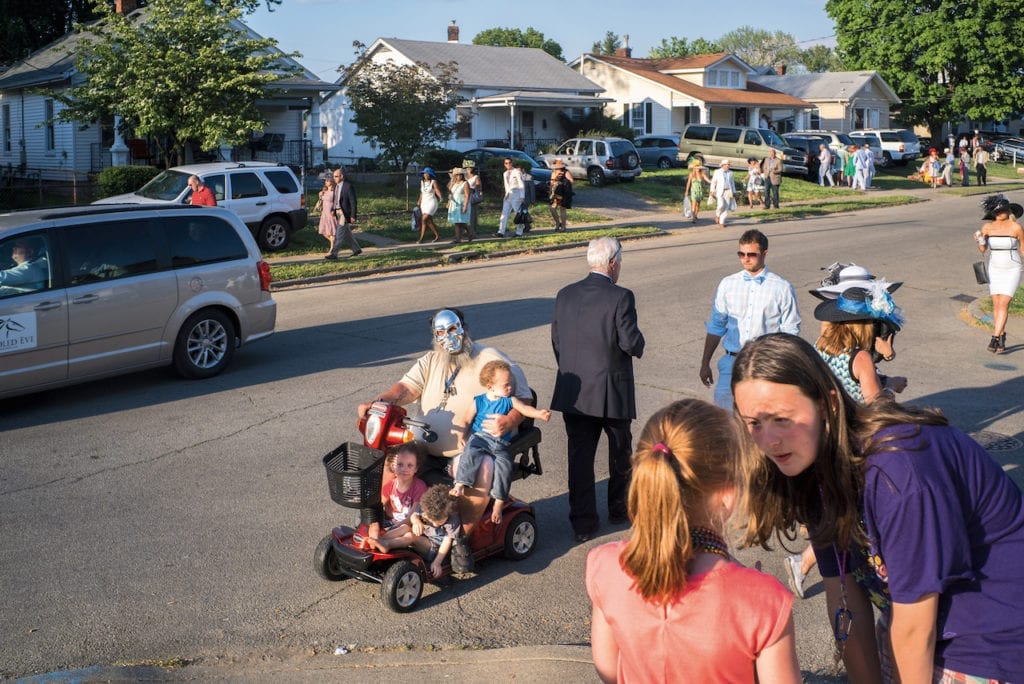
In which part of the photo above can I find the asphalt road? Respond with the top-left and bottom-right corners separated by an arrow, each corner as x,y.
2,189 -> 1022,680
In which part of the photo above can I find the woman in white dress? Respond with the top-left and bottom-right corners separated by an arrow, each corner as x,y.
975,194 -> 1024,353
417,167 -> 441,243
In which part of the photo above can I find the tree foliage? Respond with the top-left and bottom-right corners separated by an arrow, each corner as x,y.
342,42 -> 463,169
648,36 -> 722,59
472,26 -> 563,61
591,31 -> 621,55
56,0 -> 290,166
799,44 -> 843,72
716,26 -> 801,67
0,0 -> 99,66
827,0 -> 1024,138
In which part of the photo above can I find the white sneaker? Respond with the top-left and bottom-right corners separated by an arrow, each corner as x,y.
784,554 -> 806,599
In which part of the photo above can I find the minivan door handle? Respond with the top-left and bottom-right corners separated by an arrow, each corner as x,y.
255,201 -> 267,206
33,300 -> 63,311
72,294 -> 100,305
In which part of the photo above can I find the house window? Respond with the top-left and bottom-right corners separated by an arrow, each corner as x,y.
2,104 -> 10,153
455,106 -> 472,140
809,108 -> 821,129
706,68 -> 740,88
44,99 -> 55,151
625,102 -> 652,135
853,107 -> 879,130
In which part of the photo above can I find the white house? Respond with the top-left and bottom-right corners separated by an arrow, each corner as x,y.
570,51 -> 811,136
0,0 -> 332,180
748,71 -> 902,132
322,25 -> 611,165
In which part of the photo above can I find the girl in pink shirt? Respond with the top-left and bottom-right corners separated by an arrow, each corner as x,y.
586,399 -> 799,682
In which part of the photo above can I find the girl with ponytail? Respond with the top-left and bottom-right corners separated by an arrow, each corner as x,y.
585,399 -> 799,682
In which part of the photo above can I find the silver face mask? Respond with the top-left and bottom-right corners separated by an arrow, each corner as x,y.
432,309 -> 464,354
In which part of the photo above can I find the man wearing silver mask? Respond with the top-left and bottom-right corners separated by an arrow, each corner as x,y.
358,308 -> 532,525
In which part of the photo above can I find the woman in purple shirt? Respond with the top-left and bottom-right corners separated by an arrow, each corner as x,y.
731,333 -> 1024,682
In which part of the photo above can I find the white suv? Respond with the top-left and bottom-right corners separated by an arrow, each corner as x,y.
95,162 -> 308,251
860,129 -> 921,166
537,137 -> 642,186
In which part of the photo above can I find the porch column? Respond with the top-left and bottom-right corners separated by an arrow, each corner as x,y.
508,102 -> 516,148
752,107 -> 761,128
110,115 -> 129,167
795,110 -> 805,131
699,105 -> 709,124
309,97 -> 323,166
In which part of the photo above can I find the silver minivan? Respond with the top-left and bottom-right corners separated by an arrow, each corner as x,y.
0,204 -> 276,399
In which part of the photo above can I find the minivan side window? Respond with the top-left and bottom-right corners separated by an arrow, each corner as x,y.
744,130 -> 763,146
684,126 -> 715,142
0,232 -> 52,299
165,216 -> 248,267
264,170 -> 298,194
715,128 -> 741,144
230,172 -> 267,199
65,220 -> 159,285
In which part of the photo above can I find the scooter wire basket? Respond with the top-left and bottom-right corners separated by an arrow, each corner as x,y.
322,442 -> 386,509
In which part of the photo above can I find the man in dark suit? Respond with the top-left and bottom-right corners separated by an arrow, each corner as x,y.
551,237 -> 645,543
325,167 -> 362,260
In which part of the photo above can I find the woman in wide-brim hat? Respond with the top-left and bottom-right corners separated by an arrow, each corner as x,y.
813,283 -> 907,404
417,167 -> 442,243
683,157 -> 709,224
975,194 -> 1024,352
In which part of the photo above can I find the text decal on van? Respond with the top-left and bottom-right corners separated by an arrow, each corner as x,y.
0,312 -> 38,353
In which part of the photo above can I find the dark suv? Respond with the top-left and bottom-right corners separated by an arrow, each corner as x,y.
783,135 -> 828,180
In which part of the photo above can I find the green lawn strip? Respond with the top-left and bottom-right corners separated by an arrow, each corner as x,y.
270,226 -> 661,283
746,194 -> 924,221
979,289 -> 1024,318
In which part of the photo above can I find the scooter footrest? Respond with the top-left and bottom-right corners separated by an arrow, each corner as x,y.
330,539 -> 374,572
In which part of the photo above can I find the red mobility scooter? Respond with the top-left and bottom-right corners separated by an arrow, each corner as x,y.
314,399 -> 543,612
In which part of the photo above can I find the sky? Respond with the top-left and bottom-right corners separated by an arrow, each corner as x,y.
245,0 -> 838,83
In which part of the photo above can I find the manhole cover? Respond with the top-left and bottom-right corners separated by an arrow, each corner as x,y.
969,431 -> 1023,452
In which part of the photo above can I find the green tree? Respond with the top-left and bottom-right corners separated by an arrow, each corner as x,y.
55,0 -> 289,166
591,31 -> 621,55
800,44 -> 843,72
827,0 -> 1024,138
648,36 -> 722,58
472,26 -> 564,61
716,26 -> 801,67
343,42 -> 463,169
0,0 -> 98,66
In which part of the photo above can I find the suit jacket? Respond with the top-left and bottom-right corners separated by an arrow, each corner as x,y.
763,155 -> 783,184
551,272 -> 645,420
334,180 -> 357,224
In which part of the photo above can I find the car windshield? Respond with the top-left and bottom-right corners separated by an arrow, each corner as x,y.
837,133 -> 855,146
134,170 -> 190,200
759,130 -> 788,147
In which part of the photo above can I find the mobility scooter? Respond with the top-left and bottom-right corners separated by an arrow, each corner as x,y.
313,399 -> 543,612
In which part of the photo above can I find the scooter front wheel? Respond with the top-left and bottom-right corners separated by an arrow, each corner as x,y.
314,535 -> 350,581
382,560 -> 424,613
503,512 -> 538,560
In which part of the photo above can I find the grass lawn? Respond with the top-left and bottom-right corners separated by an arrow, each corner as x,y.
270,225 -> 662,283
980,288 -> 1024,319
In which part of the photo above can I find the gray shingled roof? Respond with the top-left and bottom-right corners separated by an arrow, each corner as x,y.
749,71 -> 900,104
372,38 -> 602,94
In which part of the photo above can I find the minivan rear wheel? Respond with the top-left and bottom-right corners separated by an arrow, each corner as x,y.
258,216 -> 290,252
173,309 -> 236,379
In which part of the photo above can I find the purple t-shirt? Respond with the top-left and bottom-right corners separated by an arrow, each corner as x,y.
819,424 -> 1024,679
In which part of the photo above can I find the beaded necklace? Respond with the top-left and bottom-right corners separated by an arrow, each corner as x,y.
690,526 -> 730,558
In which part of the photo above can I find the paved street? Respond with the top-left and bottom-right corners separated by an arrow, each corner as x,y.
2,189 -> 1022,681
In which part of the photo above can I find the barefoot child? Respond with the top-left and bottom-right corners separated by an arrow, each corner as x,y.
367,443 -> 428,552
371,484 -> 460,578
449,360 -> 551,524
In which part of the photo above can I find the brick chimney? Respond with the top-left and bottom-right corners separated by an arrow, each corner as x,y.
447,20 -> 459,43
775,64 -> 787,75
614,34 -> 632,58
115,0 -> 137,13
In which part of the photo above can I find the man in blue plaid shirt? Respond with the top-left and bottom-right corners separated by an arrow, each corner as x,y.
699,229 -> 801,408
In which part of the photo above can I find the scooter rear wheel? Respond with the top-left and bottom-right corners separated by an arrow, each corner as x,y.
503,512 -> 538,560
382,560 -> 424,613
314,535 -> 350,581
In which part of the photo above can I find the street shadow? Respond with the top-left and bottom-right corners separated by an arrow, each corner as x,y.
0,298 -> 556,430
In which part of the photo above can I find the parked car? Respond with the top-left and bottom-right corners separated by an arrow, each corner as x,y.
634,134 -> 682,169
992,137 -> 1024,163
783,135 -> 827,181
461,148 -> 551,199
789,130 -> 856,154
860,128 -> 921,165
94,162 -> 308,252
537,137 -> 642,186
676,124 -> 807,177
848,133 -> 887,166
0,204 -> 276,399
